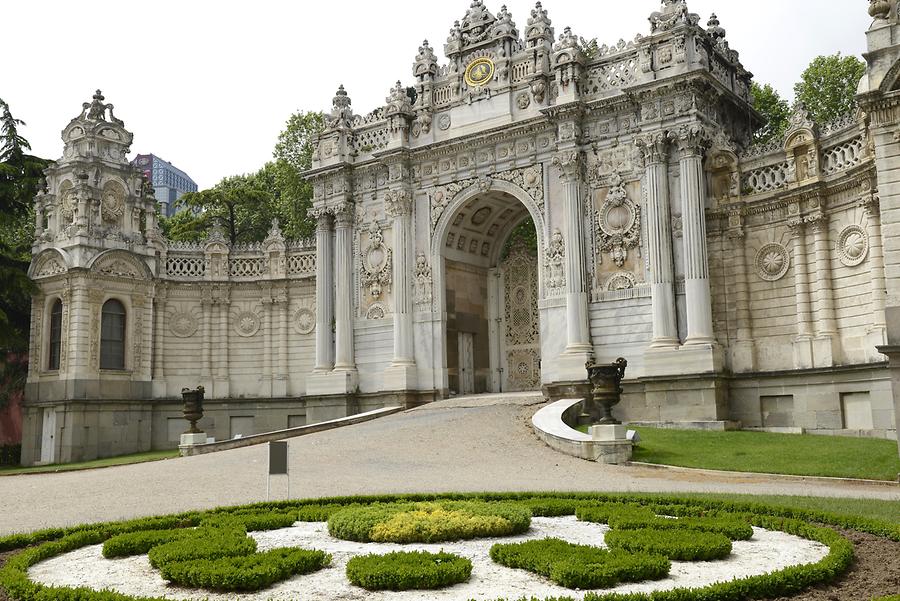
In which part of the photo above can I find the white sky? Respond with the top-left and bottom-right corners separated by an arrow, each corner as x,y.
4,0 -> 870,189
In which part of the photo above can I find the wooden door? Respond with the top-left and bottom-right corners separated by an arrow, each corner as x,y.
458,332 -> 476,395
40,408 -> 56,464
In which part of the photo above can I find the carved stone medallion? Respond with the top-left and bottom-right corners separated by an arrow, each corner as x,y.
605,271 -> 637,291
756,243 -> 790,281
293,308 -> 316,335
837,224 -> 868,267
234,311 -> 261,337
464,57 -> 495,87
596,174 -> 641,267
170,312 -> 198,338
438,114 -> 452,131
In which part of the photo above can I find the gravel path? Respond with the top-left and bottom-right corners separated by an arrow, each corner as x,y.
0,393 -> 897,536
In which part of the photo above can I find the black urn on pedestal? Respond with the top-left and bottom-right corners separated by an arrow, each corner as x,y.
584,358 -> 628,425
181,386 -> 205,434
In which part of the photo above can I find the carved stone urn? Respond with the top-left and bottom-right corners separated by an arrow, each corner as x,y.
181,386 -> 205,434
870,0 -> 891,20
585,358 -> 628,425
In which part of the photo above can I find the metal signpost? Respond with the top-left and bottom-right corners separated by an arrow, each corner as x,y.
266,440 -> 290,501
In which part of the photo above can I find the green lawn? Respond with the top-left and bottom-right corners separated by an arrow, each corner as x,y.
0,449 -> 180,476
578,425 -> 900,481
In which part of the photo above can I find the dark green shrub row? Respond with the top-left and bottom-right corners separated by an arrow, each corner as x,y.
158,547 -> 330,592
200,510 -> 298,532
605,527 -> 733,561
295,503 -> 352,521
147,528 -> 255,569
102,529 -> 193,559
345,551 -> 472,591
576,504 -> 655,525
607,514 -> 754,541
490,538 -> 670,589
327,500 -> 531,543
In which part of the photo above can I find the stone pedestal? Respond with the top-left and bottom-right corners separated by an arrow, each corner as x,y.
643,344 -> 724,378
179,432 -> 207,455
382,364 -> 418,391
306,370 -> 358,396
589,424 -> 626,441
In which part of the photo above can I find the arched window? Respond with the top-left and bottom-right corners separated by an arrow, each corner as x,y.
48,300 -> 62,370
100,299 -> 126,370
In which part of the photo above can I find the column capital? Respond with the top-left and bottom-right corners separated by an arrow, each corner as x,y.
311,206 -> 333,231
634,131 -> 670,165
805,211 -> 828,233
673,123 -> 712,158
384,188 -> 413,218
332,202 -> 355,227
787,217 -> 806,237
552,150 -> 582,181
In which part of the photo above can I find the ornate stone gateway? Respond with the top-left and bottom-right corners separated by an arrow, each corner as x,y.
501,242 -> 541,392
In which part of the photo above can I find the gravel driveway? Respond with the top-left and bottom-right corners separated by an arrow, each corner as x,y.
0,393 -> 896,536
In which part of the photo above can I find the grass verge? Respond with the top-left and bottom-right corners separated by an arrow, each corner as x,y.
583,426 -> 900,481
0,450 -> 179,476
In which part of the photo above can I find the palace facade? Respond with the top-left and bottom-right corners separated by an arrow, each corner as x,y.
21,0 -> 900,464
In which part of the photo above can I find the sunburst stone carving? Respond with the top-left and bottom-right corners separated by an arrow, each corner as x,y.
756,243 -> 790,281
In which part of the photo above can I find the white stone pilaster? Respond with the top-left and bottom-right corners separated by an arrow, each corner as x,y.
638,133 -> 679,348
676,127 -> 715,345
788,219 -> 814,368
809,213 -> 841,366
152,290 -> 166,381
383,189 -> 417,391
862,194 -> 888,336
333,205 -> 356,373
728,225 -> 756,372
551,150 -> 593,380
313,212 -> 334,372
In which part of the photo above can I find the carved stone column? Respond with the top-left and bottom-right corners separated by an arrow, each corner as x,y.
788,218 -> 814,368
333,204 -> 356,372
637,133 -> 679,348
201,288 -> 213,380
313,210 -> 334,372
676,126 -> 715,345
383,189 -> 417,390
726,220 -> 755,372
808,212 -> 841,366
216,290 -> 230,397
276,285 -> 289,396
552,150 -> 593,376
861,193 -> 888,342
152,287 -> 166,381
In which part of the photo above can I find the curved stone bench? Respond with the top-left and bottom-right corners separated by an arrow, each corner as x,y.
531,399 -> 632,464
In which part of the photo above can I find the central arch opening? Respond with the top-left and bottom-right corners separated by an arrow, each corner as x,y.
440,190 -> 542,395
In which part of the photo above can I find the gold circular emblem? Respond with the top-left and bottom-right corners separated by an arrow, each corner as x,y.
464,58 -> 495,87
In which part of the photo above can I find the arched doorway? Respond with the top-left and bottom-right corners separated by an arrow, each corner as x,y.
435,189 -> 543,395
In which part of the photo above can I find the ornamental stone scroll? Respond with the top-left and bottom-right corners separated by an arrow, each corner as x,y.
596,174 -> 641,267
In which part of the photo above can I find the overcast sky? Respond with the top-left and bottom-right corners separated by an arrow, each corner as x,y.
5,1 -> 870,189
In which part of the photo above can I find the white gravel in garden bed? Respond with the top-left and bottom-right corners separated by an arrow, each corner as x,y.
28,516 -> 829,601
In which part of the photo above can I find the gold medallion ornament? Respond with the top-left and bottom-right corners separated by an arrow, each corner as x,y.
464,57 -> 495,87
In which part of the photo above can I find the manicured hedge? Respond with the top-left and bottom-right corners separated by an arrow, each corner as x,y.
490,538 -> 670,589
2,492 -> 895,601
605,527 -> 733,561
576,504 -> 655,525
607,514 -> 754,541
158,547 -> 330,591
328,500 -> 531,543
346,551 -> 472,591
102,529 -> 193,559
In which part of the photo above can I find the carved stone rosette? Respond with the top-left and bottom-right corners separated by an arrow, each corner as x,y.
596,174 -> 641,267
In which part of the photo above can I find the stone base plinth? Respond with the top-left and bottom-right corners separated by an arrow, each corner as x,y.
306,370 -> 358,396
179,432 -> 207,455
589,424 -> 626,441
643,344 -> 724,378
382,364 -> 418,392
555,348 -> 594,382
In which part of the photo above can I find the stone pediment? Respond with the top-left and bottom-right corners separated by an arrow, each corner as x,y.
90,250 -> 151,280
29,249 -> 70,279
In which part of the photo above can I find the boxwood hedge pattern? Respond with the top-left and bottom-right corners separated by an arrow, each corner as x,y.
490,538 -> 670,589
1,492 -> 898,601
604,527 -> 733,561
346,551 -> 472,591
327,500 -> 531,543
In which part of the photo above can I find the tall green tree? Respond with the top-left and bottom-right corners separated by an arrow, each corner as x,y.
0,98 -> 50,353
751,83 -> 791,144
794,53 -> 866,125
272,111 -> 325,240
164,172 -> 276,245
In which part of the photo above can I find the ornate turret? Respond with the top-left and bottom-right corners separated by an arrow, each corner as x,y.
525,1 -> 554,49
444,0 -> 519,62
413,40 -> 439,82
326,85 -> 355,131
649,0 -> 700,34
32,90 -> 161,264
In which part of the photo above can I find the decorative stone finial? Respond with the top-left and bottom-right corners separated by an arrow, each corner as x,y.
525,1 -> 554,47
385,81 -> 413,116
327,85 -> 354,130
414,39 -> 438,79
494,4 -> 518,37
869,0 -> 891,20
554,26 -> 579,52
707,13 -> 726,40
649,0 -> 698,33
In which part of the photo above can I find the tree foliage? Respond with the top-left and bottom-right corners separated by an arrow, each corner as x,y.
794,53 -> 866,125
162,111 -> 324,244
751,83 -> 791,144
0,99 -> 50,352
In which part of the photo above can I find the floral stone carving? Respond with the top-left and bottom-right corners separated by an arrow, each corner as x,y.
234,311 -> 261,337
361,223 -> 393,299
544,229 -> 566,295
596,174 -> 641,267
414,252 -> 433,308
170,311 -> 199,338
837,224 -> 868,267
756,243 -> 790,281
293,307 -> 316,335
